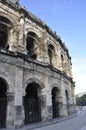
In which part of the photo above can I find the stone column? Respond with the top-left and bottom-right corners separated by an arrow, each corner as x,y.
8,28 -> 14,51
14,65 -> 23,128
46,93 -> 52,120
22,96 -> 25,126
6,92 -> 14,128
8,27 -> 18,52
18,15 -> 26,53
53,45 -> 62,70
71,83 -> 77,112
59,75 -> 68,117
68,81 -> 73,114
69,58 -> 72,77
37,30 -> 49,63
39,95 -> 47,122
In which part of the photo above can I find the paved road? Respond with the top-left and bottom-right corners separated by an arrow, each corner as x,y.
30,109 -> 86,130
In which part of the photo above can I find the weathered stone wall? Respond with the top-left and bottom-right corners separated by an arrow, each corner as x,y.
0,52 -> 76,128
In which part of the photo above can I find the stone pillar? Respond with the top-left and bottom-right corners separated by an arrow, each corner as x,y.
37,30 -> 49,63
8,27 -> 18,52
69,58 -> 72,77
46,91 -> 52,120
71,84 -> 77,112
53,45 -> 62,70
18,15 -> 26,53
59,75 -> 68,117
13,29 -> 18,51
6,92 -> 14,128
8,28 -> 14,51
14,65 -> 23,128
68,81 -> 73,114
65,57 -> 71,76
39,95 -> 47,122
22,96 -> 25,126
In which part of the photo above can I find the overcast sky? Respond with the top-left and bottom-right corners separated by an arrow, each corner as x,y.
20,0 -> 86,94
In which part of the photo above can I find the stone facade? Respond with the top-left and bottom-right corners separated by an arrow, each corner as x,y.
0,0 -> 76,129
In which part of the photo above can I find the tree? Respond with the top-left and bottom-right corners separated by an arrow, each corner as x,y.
76,94 -> 86,106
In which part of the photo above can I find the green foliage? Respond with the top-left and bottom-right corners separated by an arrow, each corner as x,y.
76,94 -> 86,106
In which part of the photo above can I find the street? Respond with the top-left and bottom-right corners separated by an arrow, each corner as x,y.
30,109 -> 86,130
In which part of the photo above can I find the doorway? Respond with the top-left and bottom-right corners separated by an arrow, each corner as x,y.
24,82 -> 41,124
52,87 -> 60,118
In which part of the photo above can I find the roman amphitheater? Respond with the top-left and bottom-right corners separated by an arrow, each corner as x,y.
0,0 -> 76,128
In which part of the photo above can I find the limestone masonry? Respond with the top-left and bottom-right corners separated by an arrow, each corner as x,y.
0,0 -> 76,128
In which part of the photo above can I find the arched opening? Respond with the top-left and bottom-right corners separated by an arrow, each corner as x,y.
0,16 -> 12,49
61,54 -> 64,68
52,87 -> 60,118
65,90 -> 68,104
26,32 -> 39,60
0,24 -> 8,49
48,44 -> 55,65
65,90 -> 69,114
24,82 -> 41,124
0,77 -> 7,128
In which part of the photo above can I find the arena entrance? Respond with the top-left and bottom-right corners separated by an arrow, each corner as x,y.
52,87 -> 60,118
24,82 -> 41,124
0,78 -> 7,128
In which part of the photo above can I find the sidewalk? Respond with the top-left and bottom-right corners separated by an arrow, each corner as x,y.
2,111 -> 79,130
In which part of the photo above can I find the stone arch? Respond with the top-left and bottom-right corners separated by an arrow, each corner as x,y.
26,28 -> 42,38
23,78 -> 44,95
23,78 -> 44,124
0,77 -> 9,128
51,83 -> 60,90
0,14 -> 17,50
0,12 -> 17,27
0,77 -> 9,93
51,86 -> 60,118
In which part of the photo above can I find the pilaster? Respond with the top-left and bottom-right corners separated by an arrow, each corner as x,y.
37,30 -> 49,63
46,93 -> 52,120
59,75 -> 68,117
8,26 -> 19,52
39,95 -> 47,122
14,65 -> 23,128
18,15 -> 26,53
8,28 -> 15,51
53,45 -> 62,70
6,92 -> 14,128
